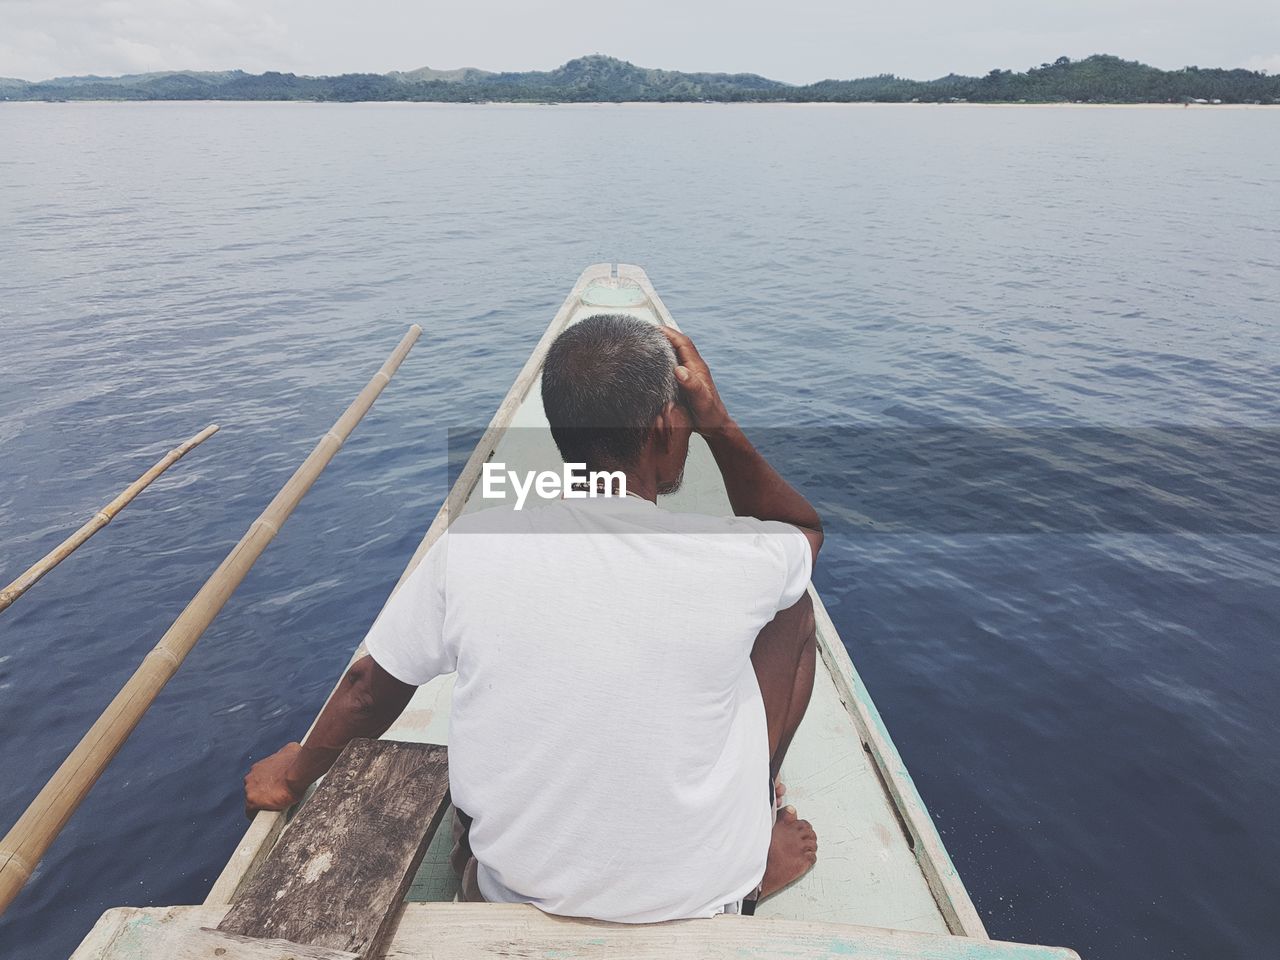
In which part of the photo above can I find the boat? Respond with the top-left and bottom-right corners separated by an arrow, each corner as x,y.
70,265 -> 1077,959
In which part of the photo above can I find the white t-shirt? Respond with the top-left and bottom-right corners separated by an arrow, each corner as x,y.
364,493 -> 812,923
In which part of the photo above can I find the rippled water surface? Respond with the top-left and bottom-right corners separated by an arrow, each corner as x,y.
1,103 -> 1278,959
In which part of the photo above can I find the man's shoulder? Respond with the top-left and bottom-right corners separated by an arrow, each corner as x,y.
447,503 -> 532,535
445,499 -> 801,542
644,507 -> 808,551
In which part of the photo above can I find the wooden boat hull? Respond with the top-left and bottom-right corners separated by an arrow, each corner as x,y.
203,263 -> 984,938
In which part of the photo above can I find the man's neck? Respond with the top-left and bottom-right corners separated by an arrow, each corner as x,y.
621,471 -> 658,504
570,465 -> 658,503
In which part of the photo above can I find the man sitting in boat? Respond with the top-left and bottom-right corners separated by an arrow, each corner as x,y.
244,315 -> 823,921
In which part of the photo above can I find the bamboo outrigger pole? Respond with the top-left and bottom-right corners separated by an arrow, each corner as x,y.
0,324 -> 422,917
0,424 -> 221,614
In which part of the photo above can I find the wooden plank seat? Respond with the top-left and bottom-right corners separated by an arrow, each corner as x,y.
73,918 -> 359,960
216,738 -> 450,958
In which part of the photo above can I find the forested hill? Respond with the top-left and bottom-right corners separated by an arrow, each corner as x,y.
3,54 -> 1278,104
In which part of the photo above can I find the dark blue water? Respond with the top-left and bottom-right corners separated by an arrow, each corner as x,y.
1,102 -> 1278,959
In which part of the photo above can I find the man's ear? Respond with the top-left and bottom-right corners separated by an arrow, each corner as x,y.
653,402 -> 678,451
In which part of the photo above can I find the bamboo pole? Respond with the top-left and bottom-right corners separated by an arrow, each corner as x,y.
0,424 -> 221,614
0,324 -> 422,917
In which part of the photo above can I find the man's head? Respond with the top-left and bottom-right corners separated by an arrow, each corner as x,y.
541,313 -> 690,494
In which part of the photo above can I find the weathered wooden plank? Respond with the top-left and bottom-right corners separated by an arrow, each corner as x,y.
75,903 -> 1080,960
384,903 -> 1077,960
74,906 -> 225,960
71,907 -> 356,960
217,739 -> 449,958
197,929 -> 358,960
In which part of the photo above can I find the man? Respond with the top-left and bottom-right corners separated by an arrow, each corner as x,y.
245,314 -> 822,921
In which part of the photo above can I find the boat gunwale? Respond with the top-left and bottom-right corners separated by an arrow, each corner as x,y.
619,263 -> 986,939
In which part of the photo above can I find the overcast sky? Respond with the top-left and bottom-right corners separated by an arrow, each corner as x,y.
2,0 -> 1278,83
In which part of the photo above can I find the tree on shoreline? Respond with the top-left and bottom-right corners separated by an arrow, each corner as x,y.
4,53 -> 1278,104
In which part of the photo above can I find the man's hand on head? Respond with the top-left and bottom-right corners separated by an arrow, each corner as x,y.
243,741 -> 305,817
660,324 -> 822,563
659,326 -> 733,437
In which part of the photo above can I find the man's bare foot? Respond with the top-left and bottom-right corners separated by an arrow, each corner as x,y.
759,805 -> 817,899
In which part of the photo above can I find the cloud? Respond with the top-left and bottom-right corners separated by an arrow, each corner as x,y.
1242,52 -> 1280,74
1,0 -> 1278,83
0,0 -> 299,80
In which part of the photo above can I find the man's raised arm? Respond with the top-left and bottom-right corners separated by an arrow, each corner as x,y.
659,327 -> 823,563
242,654 -> 415,816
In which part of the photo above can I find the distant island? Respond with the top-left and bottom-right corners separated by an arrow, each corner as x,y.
3,54 -> 1278,105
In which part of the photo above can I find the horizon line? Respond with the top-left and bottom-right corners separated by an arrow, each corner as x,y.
5,51 -> 1275,88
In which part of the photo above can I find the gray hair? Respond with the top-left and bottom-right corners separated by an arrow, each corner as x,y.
541,313 -> 678,470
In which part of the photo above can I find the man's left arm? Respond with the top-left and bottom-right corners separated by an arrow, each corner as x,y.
243,535 -> 453,817
243,654 -> 415,816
